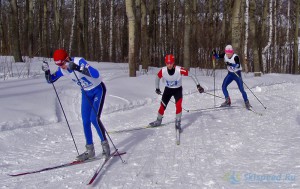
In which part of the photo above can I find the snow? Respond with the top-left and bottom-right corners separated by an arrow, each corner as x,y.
0,59 -> 300,188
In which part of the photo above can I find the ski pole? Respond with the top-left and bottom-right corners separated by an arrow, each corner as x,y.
203,91 -> 224,99
72,71 -> 125,163
231,69 -> 267,109
43,61 -> 80,156
212,56 -> 216,107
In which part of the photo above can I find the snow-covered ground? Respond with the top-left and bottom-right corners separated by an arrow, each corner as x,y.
0,59 -> 299,189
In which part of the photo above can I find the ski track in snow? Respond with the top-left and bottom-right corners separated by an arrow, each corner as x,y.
0,63 -> 300,188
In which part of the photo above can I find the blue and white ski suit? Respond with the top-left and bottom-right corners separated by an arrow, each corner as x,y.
45,57 -> 107,145
217,53 -> 248,102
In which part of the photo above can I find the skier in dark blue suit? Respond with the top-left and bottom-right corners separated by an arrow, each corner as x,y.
42,49 -> 110,160
213,45 -> 251,110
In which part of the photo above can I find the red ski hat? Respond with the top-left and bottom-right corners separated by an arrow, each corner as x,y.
53,49 -> 68,66
165,54 -> 175,64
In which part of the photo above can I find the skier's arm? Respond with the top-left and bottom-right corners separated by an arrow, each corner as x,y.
189,74 -> 204,93
155,69 -> 163,94
45,69 -> 63,83
68,58 -> 100,78
78,59 -> 100,78
212,49 -> 225,60
181,67 -> 204,93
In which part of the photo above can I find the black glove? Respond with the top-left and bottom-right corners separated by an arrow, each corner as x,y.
225,62 -> 234,66
155,88 -> 162,95
212,49 -> 217,56
197,85 -> 204,93
68,62 -> 80,71
42,62 -> 49,72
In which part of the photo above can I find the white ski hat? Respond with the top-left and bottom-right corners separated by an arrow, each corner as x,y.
225,45 -> 234,54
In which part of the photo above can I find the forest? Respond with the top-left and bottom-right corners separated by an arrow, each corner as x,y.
1,0 -> 299,76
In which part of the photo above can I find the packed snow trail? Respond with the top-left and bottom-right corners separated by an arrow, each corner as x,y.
0,62 -> 299,188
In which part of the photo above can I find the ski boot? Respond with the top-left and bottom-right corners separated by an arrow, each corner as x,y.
175,118 -> 182,132
101,140 -> 110,160
76,144 -> 95,161
245,100 -> 252,110
149,114 -> 163,127
220,97 -> 231,107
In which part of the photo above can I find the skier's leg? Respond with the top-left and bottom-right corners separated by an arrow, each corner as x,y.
81,91 -> 93,145
158,88 -> 172,116
90,83 -> 106,142
234,71 -> 248,102
150,88 -> 172,126
90,83 -> 110,159
234,71 -> 251,109
174,87 -> 183,130
77,92 -> 95,161
222,73 -> 234,98
221,73 -> 234,106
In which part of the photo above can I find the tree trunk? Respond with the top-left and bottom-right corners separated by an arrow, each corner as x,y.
28,0 -> 33,57
9,0 -> 23,62
42,0 -> 49,57
79,0 -> 85,56
54,0 -> 61,48
69,0 -> 76,55
293,0 -> 299,74
135,0 -> 141,68
126,0 -> 136,77
98,0 -> 103,60
109,0 -> 114,61
231,0 -> 241,55
141,0 -> 150,71
262,0 -> 273,73
183,1 -> 191,70
284,0 -> 290,73
249,0 -> 260,76
244,0 -> 249,73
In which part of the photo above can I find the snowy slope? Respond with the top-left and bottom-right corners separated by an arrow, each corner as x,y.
0,61 -> 300,189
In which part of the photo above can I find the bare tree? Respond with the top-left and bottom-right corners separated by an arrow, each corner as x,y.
249,0 -> 260,76
68,0 -> 76,55
183,0 -> 191,70
244,0 -> 249,73
28,0 -> 33,57
262,0 -> 273,73
42,0 -> 49,57
140,0 -> 149,71
9,0 -> 22,62
284,0 -> 290,73
98,0 -> 103,60
293,0 -> 299,74
109,0 -> 114,61
126,0 -> 136,77
231,0 -> 242,54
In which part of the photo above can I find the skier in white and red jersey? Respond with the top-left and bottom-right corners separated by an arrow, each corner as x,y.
41,49 -> 110,161
149,54 -> 204,130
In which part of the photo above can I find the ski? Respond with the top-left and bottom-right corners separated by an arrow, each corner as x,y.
176,128 -> 181,145
248,107 -> 263,116
188,105 -> 242,112
87,150 -> 122,185
8,152 -> 126,177
108,123 -> 167,134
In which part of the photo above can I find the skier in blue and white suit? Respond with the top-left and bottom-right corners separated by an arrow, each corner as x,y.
42,49 -> 110,160
213,45 -> 251,110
